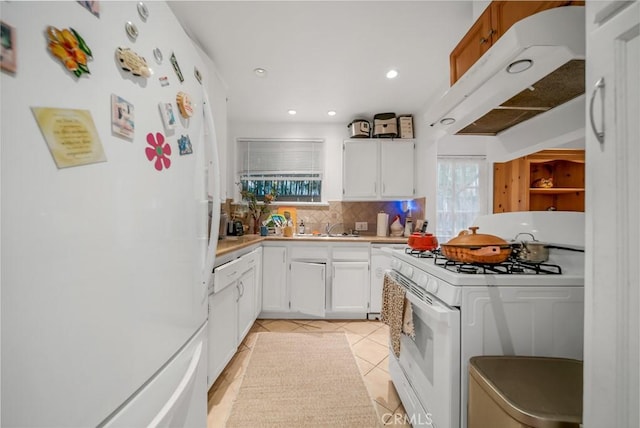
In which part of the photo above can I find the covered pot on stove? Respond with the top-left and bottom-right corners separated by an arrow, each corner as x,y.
441,226 -> 512,264
408,232 -> 439,252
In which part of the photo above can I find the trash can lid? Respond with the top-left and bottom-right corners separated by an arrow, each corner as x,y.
469,356 -> 583,428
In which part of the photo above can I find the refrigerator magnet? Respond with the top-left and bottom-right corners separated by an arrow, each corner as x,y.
176,92 -> 193,118
32,107 -> 107,168
47,26 -> 92,77
111,94 -> 135,139
137,2 -> 149,21
145,132 -> 171,171
194,67 -> 202,84
77,1 -> 100,18
159,76 -> 169,87
170,52 -> 184,82
158,102 -> 177,130
116,47 -> 150,78
125,21 -> 138,40
153,47 -> 163,64
1,20 -> 17,73
178,135 -> 193,156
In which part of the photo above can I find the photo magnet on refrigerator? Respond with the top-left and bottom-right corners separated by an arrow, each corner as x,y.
178,134 -> 192,156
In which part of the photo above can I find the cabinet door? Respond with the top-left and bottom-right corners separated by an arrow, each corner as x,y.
250,247 -> 263,318
370,252 -> 392,313
207,284 -> 238,388
332,261 -> 370,313
343,140 -> 378,198
449,5 -> 493,84
261,247 -> 288,312
490,1 -> 578,39
584,2 -> 639,426
380,140 -> 415,198
290,261 -> 326,317
237,267 -> 256,342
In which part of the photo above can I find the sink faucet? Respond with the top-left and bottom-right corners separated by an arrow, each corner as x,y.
326,223 -> 343,235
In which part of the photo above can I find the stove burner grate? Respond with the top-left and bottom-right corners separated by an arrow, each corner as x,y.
431,250 -> 563,275
405,248 -> 435,258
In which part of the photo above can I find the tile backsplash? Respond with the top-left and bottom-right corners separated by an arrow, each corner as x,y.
225,198 -> 425,235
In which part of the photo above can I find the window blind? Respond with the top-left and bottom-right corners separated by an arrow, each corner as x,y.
237,138 -> 324,202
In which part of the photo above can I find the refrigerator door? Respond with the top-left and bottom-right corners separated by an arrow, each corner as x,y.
102,324 -> 207,428
1,2 -> 214,426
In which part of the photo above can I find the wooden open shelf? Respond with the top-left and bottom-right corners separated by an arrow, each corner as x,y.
493,149 -> 585,213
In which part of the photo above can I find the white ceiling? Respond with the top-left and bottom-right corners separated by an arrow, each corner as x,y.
168,1 -> 474,124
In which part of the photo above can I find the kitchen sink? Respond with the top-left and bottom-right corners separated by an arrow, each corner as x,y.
293,233 -> 362,238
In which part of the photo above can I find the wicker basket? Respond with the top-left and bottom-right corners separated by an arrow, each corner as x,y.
441,245 -> 512,264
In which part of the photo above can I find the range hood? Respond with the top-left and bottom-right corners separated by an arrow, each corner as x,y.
424,6 -> 585,137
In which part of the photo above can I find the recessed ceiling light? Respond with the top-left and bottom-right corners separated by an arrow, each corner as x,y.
506,59 -> 533,74
386,69 -> 398,79
288,109 -> 297,115
327,110 -> 337,116
253,67 -> 267,77
440,117 -> 456,125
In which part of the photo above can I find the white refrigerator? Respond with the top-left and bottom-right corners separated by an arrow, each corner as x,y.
1,2 -> 220,426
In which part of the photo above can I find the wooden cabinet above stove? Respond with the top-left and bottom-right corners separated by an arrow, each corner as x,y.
450,1 -> 585,85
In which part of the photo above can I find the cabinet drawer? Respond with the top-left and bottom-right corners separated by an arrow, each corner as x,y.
243,250 -> 260,270
290,246 -> 329,260
213,257 -> 245,293
332,246 -> 369,261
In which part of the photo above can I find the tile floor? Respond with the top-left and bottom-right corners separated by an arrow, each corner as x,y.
207,319 -> 412,427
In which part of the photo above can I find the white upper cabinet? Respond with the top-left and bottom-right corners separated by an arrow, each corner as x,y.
343,139 -> 415,200
380,140 -> 415,198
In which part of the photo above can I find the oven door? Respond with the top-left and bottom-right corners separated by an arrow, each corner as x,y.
396,278 -> 461,428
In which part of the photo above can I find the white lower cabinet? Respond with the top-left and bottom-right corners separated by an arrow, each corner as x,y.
370,244 -> 406,313
290,261 -> 326,317
207,280 -> 238,388
237,265 -> 256,342
262,246 -> 288,312
332,262 -> 370,313
259,242 -> 374,319
208,246 -> 262,388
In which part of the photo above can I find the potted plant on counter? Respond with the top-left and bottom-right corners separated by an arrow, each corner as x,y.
240,187 -> 277,234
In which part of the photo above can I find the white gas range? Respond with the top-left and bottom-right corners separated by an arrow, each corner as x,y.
384,212 -> 585,428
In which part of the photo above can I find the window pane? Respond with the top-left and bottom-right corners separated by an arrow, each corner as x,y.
436,157 -> 486,242
240,174 -> 322,202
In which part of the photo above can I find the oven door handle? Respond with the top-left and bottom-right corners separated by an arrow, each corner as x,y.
404,288 -> 456,326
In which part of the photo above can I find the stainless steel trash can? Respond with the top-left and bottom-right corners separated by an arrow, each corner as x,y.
468,356 -> 583,428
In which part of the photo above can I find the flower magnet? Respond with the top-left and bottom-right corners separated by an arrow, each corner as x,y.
145,132 -> 171,171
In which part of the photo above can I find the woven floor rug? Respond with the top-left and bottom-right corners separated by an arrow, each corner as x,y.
225,331 -> 381,427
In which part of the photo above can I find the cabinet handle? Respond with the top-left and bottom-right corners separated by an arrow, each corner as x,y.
239,281 -> 244,297
235,284 -> 240,302
589,77 -> 605,145
480,37 -> 488,45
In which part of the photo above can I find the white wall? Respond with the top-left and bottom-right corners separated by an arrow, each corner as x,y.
227,121 -> 347,201
472,1 -> 491,20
